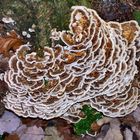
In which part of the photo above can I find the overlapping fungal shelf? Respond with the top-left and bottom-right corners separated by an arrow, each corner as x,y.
3,6 -> 140,122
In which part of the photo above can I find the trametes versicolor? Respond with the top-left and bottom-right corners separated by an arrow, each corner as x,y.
3,6 -> 140,123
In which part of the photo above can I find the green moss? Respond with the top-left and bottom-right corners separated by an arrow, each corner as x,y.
74,105 -> 103,135
133,10 -> 140,25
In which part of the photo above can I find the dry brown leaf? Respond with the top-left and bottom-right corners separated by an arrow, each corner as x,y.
4,134 -> 20,140
21,118 -> 48,129
0,30 -> 24,57
0,80 -> 8,94
91,122 -> 101,132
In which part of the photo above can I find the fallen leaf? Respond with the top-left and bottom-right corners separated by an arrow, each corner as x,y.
0,111 -> 21,135
0,80 -> 8,95
103,119 -> 123,140
0,55 -> 9,72
0,31 -> 24,57
21,118 -> 48,129
132,124 -> 140,139
16,125 -> 45,140
124,128 -> 133,140
44,127 -> 64,140
4,134 -> 19,140
132,106 -> 140,122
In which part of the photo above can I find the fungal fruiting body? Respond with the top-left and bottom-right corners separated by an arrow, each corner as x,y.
3,6 -> 140,123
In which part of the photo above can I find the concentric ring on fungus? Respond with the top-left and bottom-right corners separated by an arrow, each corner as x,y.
3,6 -> 140,123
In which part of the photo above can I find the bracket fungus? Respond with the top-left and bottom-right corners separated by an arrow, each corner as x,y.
3,6 -> 140,123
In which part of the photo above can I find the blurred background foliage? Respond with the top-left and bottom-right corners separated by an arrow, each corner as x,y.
0,0 -> 140,48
